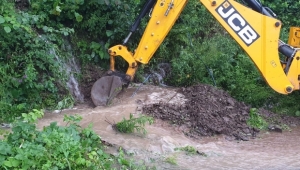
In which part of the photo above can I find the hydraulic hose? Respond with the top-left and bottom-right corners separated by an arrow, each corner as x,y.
123,0 -> 157,44
243,0 -> 273,17
244,0 -> 295,58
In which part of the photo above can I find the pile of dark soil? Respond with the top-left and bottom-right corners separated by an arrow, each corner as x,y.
143,84 -> 258,140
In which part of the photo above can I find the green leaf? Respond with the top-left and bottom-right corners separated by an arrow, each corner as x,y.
63,31 -> 69,36
97,150 -> 103,155
75,12 -> 83,22
75,157 -> 85,165
98,50 -> 104,59
91,51 -> 95,58
106,30 -> 113,37
21,18 -> 28,23
295,111 -> 300,117
55,6 -> 61,12
4,26 -> 11,33
4,16 -> 11,22
0,155 -> 5,165
21,113 -> 27,118
15,154 -> 26,160
108,20 -> 113,24
3,158 -> 20,167
96,0 -> 105,4
104,0 -> 110,5
90,42 -> 101,49
0,142 -> 12,155
0,15 -> 5,24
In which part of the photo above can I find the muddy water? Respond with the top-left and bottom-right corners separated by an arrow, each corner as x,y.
37,85 -> 300,170
174,128 -> 300,170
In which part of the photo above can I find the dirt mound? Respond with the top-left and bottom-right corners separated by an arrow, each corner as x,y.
143,84 -> 258,140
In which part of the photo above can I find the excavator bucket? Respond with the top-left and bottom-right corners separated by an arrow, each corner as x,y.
91,75 -> 123,106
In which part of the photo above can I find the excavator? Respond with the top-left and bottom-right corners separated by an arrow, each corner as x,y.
91,0 -> 300,106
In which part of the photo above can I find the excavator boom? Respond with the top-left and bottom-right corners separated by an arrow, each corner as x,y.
91,0 -> 300,106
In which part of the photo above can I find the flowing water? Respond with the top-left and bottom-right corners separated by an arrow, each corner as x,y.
47,36 -> 84,103
37,85 -> 300,170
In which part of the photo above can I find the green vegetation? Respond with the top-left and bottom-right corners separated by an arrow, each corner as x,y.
1,0 -> 300,122
0,0 -> 142,122
0,111 -> 151,169
1,0 -> 300,168
262,0 -> 300,28
165,155 -> 177,165
163,0 -> 300,115
175,145 -> 208,157
0,0 -> 74,122
115,114 -> 154,135
247,108 -> 268,130
175,145 -> 197,155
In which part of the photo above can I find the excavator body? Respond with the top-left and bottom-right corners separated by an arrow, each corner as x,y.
91,0 -> 300,106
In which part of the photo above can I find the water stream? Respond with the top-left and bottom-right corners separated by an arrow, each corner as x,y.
37,85 -> 300,170
48,38 -> 84,102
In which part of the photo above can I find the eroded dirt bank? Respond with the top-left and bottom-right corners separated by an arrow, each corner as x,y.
37,85 -> 300,170
143,84 -> 257,141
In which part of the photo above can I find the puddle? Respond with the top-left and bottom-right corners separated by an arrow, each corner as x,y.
37,85 -> 300,170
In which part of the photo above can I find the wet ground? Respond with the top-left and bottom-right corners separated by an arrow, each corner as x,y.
37,85 -> 300,170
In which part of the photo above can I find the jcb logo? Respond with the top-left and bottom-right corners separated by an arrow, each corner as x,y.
216,1 -> 260,46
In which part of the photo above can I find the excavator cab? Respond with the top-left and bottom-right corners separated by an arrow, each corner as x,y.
91,0 -> 300,106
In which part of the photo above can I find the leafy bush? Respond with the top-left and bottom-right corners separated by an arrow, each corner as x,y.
115,114 -> 154,135
247,108 -> 268,130
0,1 -> 75,122
261,0 -> 300,27
162,0 -> 300,115
2,0 -> 300,122
1,0 -> 145,121
0,112 -> 150,169
165,156 -> 177,165
152,0 -> 220,65
0,114 -> 112,169
29,0 -> 144,66
175,145 -> 197,155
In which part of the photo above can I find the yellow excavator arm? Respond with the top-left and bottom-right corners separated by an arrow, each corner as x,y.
91,0 -> 300,106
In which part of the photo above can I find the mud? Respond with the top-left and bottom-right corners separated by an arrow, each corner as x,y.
80,64 -> 105,106
37,84 -> 300,169
143,84 -> 257,140
143,84 -> 300,140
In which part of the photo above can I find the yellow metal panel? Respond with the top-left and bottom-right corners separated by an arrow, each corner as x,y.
108,0 -> 298,93
288,27 -> 300,48
200,0 -> 293,94
287,51 -> 300,90
133,0 -> 188,64
108,45 -> 138,80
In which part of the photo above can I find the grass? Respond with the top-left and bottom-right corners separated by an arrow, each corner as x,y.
108,113 -> 154,135
175,145 -> 197,155
247,108 -> 268,130
165,156 -> 177,165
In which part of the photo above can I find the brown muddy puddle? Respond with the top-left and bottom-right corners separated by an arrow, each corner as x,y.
37,85 -> 300,170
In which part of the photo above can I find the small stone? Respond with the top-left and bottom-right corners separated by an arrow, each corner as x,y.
268,125 -> 283,133
227,98 -> 235,106
242,128 -> 250,134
